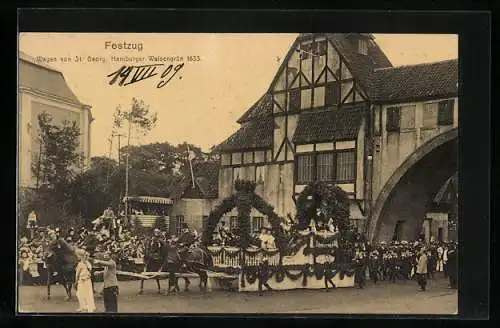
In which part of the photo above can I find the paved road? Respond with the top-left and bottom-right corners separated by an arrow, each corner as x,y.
18,275 -> 457,315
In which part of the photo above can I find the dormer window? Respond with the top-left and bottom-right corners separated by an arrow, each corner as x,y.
358,39 -> 368,55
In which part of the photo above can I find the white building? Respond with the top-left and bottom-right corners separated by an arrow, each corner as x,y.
18,52 -> 93,188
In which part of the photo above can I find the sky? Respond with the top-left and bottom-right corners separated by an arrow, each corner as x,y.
18,33 -> 458,159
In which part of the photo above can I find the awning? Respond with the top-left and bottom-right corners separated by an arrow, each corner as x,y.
122,196 -> 173,205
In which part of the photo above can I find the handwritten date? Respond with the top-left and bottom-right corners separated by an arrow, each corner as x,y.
107,63 -> 184,88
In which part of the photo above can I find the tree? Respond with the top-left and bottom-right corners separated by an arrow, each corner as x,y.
123,141 -> 204,177
22,111 -> 84,231
112,98 -> 158,214
33,111 -> 83,188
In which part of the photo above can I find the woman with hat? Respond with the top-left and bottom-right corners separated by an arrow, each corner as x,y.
74,248 -> 95,312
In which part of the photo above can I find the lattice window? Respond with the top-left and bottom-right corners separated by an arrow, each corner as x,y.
317,152 -> 334,182
297,154 -> 314,183
336,151 -> 356,182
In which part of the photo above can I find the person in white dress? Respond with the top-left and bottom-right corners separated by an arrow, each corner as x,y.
75,249 -> 96,313
436,244 -> 444,272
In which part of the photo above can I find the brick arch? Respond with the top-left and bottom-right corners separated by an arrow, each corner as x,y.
366,128 -> 458,243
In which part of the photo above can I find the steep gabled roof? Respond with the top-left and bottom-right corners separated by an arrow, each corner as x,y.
372,59 -> 458,103
293,106 -> 365,144
236,34 -> 392,125
237,93 -> 273,124
170,160 -> 220,200
325,33 -> 393,95
19,52 -> 85,105
212,117 -> 274,153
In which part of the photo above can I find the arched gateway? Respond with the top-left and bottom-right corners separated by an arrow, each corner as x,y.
366,128 -> 458,243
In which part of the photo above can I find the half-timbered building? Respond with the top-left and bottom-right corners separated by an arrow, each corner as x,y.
213,33 -> 458,240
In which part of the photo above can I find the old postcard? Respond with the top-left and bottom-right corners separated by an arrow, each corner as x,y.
17,32 -> 459,314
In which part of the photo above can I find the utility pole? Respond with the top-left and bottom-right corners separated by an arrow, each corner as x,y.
112,133 -> 126,165
124,114 -> 132,218
106,136 -> 113,187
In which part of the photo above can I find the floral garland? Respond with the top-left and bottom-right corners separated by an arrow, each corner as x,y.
295,181 -> 350,230
201,180 -> 287,255
201,195 -> 236,245
240,263 -> 355,287
303,246 -> 338,257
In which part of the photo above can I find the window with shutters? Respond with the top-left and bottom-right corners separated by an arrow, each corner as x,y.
423,103 -> 438,128
438,99 -> 455,125
325,81 -> 340,107
400,105 -> 416,129
336,151 -> 356,182
386,106 -> 401,132
317,152 -> 334,181
297,154 -> 314,183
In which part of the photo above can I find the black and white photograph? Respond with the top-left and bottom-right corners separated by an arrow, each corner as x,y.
17,30 -> 463,315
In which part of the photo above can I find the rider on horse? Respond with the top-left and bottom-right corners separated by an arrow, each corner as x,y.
139,228 -> 166,295
44,229 -> 78,300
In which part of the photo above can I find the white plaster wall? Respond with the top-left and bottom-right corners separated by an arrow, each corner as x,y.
18,90 -> 91,188
371,97 -> 458,202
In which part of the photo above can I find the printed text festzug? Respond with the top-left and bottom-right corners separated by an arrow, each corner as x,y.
105,41 -> 143,52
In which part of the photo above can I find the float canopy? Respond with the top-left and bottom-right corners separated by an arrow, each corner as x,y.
122,196 -> 173,205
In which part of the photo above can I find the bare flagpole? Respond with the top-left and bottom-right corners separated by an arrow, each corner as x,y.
187,145 -> 195,189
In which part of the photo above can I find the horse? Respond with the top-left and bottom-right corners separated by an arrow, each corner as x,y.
44,238 -> 78,300
136,241 -> 213,295
164,242 -> 214,294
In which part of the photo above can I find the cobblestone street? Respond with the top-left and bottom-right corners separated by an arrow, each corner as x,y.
18,274 -> 457,315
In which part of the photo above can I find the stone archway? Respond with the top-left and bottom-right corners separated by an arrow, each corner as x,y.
366,128 -> 458,243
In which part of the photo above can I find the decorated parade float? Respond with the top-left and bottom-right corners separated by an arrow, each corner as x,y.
201,180 -> 356,291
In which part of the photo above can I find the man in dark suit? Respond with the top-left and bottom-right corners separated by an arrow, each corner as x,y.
324,260 -> 337,291
258,257 -> 273,296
